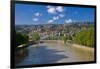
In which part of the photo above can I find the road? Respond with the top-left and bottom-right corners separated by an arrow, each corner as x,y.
16,40 -> 94,66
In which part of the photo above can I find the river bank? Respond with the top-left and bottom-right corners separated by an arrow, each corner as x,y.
42,40 -> 94,61
43,40 -> 94,51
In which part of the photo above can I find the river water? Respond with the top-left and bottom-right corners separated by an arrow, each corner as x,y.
15,41 -> 94,67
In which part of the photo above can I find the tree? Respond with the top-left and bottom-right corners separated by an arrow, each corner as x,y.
63,35 -> 68,44
73,27 -> 94,47
16,32 -> 29,46
32,33 -> 40,41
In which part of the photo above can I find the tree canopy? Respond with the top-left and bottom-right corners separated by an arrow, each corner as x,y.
31,33 -> 40,41
16,32 -> 29,46
73,27 -> 94,47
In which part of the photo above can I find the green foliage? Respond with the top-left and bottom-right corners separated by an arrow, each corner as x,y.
68,35 -> 72,40
48,36 -> 63,40
62,34 -> 73,44
73,27 -> 94,47
16,32 -> 29,46
32,33 -> 40,41
48,36 -> 57,40
63,36 -> 68,44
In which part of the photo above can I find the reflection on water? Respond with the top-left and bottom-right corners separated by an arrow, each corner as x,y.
15,48 -> 29,65
15,44 -> 69,67
15,41 -> 94,67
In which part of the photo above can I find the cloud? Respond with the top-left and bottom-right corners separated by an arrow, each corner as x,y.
52,14 -> 64,21
65,19 -> 72,23
53,16 -> 59,20
47,6 -> 64,14
48,19 -> 53,23
47,7 -> 56,14
32,18 -> 38,21
47,5 -> 52,8
34,12 -> 42,16
56,6 -> 64,12
59,14 -> 64,18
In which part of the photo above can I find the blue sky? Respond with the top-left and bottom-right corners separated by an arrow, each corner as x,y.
15,4 -> 95,25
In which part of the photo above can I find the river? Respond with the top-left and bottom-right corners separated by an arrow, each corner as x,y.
15,40 -> 94,67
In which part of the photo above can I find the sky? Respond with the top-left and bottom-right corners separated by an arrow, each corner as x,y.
15,4 -> 95,25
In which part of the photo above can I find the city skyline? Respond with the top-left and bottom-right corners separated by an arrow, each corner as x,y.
15,4 -> 95,25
